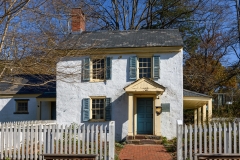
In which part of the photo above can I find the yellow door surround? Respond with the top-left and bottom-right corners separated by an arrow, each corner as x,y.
124,78 -> 165,136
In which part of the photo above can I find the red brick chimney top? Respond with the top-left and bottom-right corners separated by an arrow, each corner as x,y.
71,8 -> 85,32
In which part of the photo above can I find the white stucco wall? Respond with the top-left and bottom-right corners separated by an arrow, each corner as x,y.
57,51 -> 183,140
0,98 -> 38,122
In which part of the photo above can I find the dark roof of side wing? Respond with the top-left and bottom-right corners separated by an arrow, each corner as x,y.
183,89 -> 212,98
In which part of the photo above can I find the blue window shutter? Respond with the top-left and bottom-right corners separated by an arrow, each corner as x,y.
82,98 -> 90,121
129,56 -> 137,80
153,56 -> 160,79
105,98 -> 112,121
106,57 -> 112,80
82,58 -> 90,81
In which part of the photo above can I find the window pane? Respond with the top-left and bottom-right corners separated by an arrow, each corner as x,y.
138,58 -> 151,78
17,102 -> 28,112
92,98 -> 104,120
92,58 -> 105,80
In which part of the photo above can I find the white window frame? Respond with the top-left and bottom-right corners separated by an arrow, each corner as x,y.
89,96 -> 106,121
137,56 -> 152,79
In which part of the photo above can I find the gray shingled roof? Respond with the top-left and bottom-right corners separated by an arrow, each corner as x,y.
60,29 -> 183,49
183,89 -> 212,98
0,75 -> 56,95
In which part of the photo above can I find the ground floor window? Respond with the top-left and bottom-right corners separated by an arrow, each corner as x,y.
14,99 -> 29,114
91,98 -> 105,120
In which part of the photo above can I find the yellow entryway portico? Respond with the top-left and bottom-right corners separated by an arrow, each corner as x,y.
124,77 -> 165,136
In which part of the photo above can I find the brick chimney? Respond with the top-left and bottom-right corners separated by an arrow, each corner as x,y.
71,8 -> 85,32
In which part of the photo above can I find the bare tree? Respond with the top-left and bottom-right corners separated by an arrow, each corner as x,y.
183,0 -> 240,94
0,0 -> 87,86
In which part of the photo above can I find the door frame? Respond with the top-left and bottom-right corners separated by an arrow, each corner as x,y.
134,95 -> 156,135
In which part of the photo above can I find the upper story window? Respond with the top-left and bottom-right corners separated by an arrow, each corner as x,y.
138,58 -> 152,78
82,57 -> 111,82
92,58 -> 105,80
130,56 -> 160,80
14,99 -> 29,114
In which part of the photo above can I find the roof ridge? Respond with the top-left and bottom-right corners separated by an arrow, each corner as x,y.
78,29 -> 180,34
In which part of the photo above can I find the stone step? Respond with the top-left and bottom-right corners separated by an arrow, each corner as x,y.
127,139 -> 162,145
127,135 -> 161,140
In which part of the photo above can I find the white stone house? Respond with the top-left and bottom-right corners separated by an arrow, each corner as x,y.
0,9 -> 213,141
56,9 -> 184,140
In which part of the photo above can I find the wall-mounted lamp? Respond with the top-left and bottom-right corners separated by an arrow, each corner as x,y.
156,106 -> 162,115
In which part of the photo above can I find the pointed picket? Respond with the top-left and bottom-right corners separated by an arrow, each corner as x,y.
69,125 -> 72,154
234,122 -> 237,153
77,125 -> 81,154
194,124 -> 197,155
224,123 -> 227,153
22,124 -> 25,160
0,123 -> 3,160
34,125 -> 38,160
91,125 -> 94,154
13,123 -> 16,159
209,123 -> 212,154
60,125 -> 63,154
9,123 -> 12,159
26,124 -> 29,160
203,124 -> 207,153
73,124 -> 76,154
104,125 -> 107,160
56,124 -> 59,154
189,125 -> 192,160
43,125 -> 46,154
86,125 -> 90,154
39,125 -> 43,160
199,125 -> 202,154
30,124 -> 34,160
228,122 -> 232,153
51,125 -> 55,154
13,123 -> 17,159
100,125 -> 103,160
82,124 -> 85,154
47,125 -> 51,154
95,125 -> 99,155
214,123 -> 217,153
219,123 -> 222,153
64,125 -> 67,154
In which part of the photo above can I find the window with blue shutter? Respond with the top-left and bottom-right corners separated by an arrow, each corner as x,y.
105,57 -> 112,80
129,56 -> 137,80
82,98 -> 90,121
105,98 -> 112,121
153,56 -> 160,79
82,58 -> 90,81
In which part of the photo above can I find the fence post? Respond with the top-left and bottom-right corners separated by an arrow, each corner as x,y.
109,121 -> 115,160
177,120 -> 183,160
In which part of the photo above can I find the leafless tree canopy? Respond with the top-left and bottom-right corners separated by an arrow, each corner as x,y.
0,0 -> 240,92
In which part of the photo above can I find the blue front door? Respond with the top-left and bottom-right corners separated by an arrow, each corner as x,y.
137,98 -> 153,134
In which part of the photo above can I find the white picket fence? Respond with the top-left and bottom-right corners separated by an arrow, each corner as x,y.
0,121 -> 115,160
177,120 -> 240,160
